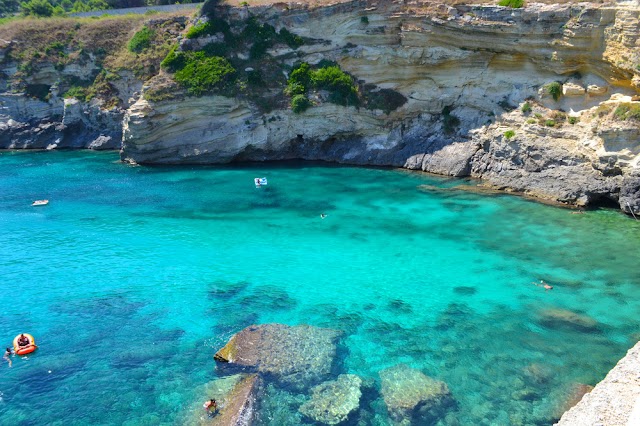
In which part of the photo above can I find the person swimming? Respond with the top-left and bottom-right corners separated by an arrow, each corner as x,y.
3,348 -> 12,368
320,213 -> 327,219
532,280 -> 553,291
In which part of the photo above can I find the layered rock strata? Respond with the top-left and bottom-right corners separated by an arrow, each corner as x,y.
3,1 -> 640,213
121,0 -> 640,213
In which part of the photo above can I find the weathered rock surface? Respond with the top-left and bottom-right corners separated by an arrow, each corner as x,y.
556,341 -> 640,425
299,374 -> 363,425
60,98 -> 123,149
214,323 -> 343,390
4,0 -> 640,215
537,308 -> 600,333
379,364 -> 455,425
181,373 -> 260,426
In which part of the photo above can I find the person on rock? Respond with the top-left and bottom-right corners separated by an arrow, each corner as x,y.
203,399 -> 217,417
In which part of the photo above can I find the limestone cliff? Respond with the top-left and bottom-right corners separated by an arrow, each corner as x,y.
3,1 -> 640,213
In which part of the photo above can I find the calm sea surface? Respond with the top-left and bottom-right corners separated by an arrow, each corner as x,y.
1,151 -> 640,425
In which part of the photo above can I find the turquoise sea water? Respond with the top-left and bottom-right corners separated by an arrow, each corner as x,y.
1,150 -> 640,425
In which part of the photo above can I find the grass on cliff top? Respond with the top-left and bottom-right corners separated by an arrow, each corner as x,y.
0,13 -> 188,83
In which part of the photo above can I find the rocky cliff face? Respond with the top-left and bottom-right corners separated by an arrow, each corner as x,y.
3,1 -> 640,213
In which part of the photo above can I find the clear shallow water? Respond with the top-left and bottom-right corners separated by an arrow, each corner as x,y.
1,151 -> 640,425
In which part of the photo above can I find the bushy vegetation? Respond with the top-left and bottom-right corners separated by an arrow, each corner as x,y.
242,17 -> 304,59
311,65 -> 358,106
498,0 -> 524,8
285,62 -> 359,112
2,0 -> 200,18
278,27 -> 303,49
521,101 -> 532,113
291,94 -> 310,113
504,129 -> 515,139
127,25 -> 154,53
613,103 -> 640,121
568,116 -> 579,125
545,82 -> 563,101
185,21 -> 216,39
161,46 -> 235,96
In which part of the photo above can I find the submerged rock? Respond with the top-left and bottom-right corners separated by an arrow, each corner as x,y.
214,323 -> 343,390
552,383 -> 594,420
537,308 -> 600,333
181,373 -> 260,426
299,374 -> 363,425
379,364 -> 455,425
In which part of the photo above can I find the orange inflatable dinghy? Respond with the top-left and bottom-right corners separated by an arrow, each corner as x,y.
13,333 -> 37,355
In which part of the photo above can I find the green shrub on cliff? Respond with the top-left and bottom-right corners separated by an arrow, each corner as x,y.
128,26 -> 154,53
278,28 -> 304,49
186,22 -> 214,39
498,0 -> 524,8
160,45 -> 186,72
174,53 -> 235,96
285,62 -> 359,109
312,66 -> 358,106
545,82 -> 563,101
287,62 -> 312,93
291,94 -> 310,113
521,102 -> 532,113
504,129 -> 515,139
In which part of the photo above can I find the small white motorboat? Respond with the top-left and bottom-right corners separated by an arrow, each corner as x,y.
32,199 -> 49,206
254,177 -> 268,187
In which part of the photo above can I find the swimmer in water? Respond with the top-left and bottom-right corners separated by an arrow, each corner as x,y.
320,213 -> 327,219
532,280 -> 553,291
3,348 -> 12,368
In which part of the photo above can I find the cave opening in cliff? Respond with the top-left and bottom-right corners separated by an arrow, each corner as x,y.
590,194 -> 621,210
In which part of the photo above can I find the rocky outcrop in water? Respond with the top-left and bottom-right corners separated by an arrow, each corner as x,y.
537,308 -> 600,333
379,364 -> 455,425
298,374 -> 363,425
181,373 -> 259,426
214,323 -> 343,390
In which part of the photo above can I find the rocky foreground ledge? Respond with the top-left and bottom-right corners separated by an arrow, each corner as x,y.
184,323 -> 455,425
556,340 -> 640,425
182,322 -> 640,425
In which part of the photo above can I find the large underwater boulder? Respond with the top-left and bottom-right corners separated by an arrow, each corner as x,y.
537,308 -> 600,333
214,323 -> 343,390
299,374 -> 363,425
379,364 -> 455,425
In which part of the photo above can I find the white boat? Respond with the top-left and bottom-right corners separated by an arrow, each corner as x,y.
254,177 -> 268,187
32,200 -> 49,206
